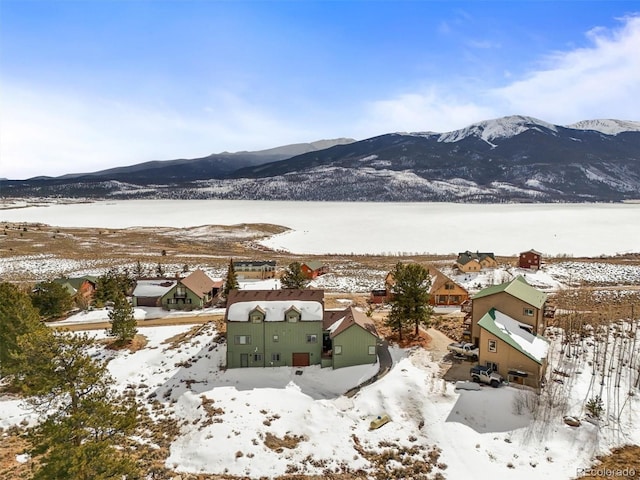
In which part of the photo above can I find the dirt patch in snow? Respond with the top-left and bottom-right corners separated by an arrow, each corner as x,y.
0,431 -> 33,480
103,334 -> 148,352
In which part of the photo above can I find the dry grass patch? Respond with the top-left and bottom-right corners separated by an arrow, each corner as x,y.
162,323 -> 210,350
264,432 -> 306,452
577,445 -> 640,479
104,334 -> 148,352
0,430 -> 34,480
373,316 -> 431,349
352,434 -> 446,480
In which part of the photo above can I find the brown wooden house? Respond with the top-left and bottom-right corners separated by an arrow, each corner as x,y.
370,267 -> 468,307
300,261 -> 329,279
518,249 -> 542,270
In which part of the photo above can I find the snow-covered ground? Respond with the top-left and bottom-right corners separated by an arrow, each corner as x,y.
2,319 -> 638,479
2,199 -> 640,256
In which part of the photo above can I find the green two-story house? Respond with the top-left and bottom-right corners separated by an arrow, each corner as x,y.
225,289 -> 379,369
225,289 -> 325,368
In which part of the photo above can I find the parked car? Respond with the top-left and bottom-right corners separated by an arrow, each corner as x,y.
447,342 -> 479,359
470,365 -> 503,387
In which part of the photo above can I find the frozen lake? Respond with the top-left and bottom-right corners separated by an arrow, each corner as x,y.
1,199 -> 639,257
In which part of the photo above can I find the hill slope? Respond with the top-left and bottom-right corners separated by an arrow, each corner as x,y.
2,117 -> 639,202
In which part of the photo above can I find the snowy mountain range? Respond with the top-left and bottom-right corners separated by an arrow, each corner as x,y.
3,116 -> 640,202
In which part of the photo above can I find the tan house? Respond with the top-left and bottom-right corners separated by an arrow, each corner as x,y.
428,267 -> 469,306
371,267 -> 468,307
233,260 -> 276,280
477,308 -> 550,389
466,276 -> 552,389
456,251 -> 497,272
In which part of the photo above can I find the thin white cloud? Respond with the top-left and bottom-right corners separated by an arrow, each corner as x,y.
491,14 -> 640,124
0,85 -> 309,179
359,15 -> 640,135
358,90 -> 495,136
2,15 -> 639,179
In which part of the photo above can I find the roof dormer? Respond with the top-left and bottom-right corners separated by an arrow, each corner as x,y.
285,305 -> 301,322
249,306 -> 266,323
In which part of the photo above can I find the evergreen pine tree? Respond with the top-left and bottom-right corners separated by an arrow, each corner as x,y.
0,282 -> 44,377
223,258 -> 239,297
94,268 -> 134,307
133,260 -> 145,279
386,262 -> 432,341
108,294 -> 137,344
30,280 -> 74,319
13,331 -> 140,479
280,262 -> 310,289
155,263 -> 165,278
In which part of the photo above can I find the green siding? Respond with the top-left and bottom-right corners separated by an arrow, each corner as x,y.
226,320 -> 323,368
331,325 -> 378,369
161,284 -> 204,310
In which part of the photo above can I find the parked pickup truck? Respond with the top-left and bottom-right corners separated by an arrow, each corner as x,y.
470,365 -> 503,388
447,342 -> 479,358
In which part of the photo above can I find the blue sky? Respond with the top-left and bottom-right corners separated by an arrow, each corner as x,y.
1,1 -> 639,179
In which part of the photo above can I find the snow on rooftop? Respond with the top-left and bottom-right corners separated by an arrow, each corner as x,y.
492,310 -> 549,362
132,279 -> 176,297
327,316 -> 345,333
227,300 -> 323,322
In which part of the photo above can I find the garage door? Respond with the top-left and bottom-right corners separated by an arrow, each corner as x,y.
292,353 -> 310,367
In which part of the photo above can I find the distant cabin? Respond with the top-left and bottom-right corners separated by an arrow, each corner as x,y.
300,261 -> 329,279
456,251 -> 497,272
52,276 -> 98,301
160,269 -> 221,310
371,267 -> 468,307
519,249 -> 542,270
233,260 -> 276,280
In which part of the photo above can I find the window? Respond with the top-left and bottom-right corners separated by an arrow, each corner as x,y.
486,361 -> 498,371
334,345 -> 342,355
445,283 -> 455,290
167,298 -> 176,304
488,339 -> 497,353
271,353 -> 280,362
176,286 -> 186,297
368,345 -> 376,355
249,307 -> 265,323
253,354 -> 262,362
272,334 -> 279,343
306,334 -> 318,343
186,298 -> 192,304
286,307 -> 301,322
523,308 -> 534,316
235,335 -> 251,345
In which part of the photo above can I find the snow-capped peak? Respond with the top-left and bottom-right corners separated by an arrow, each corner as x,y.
437,115 -> 558,144
567,119 -> 640,136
